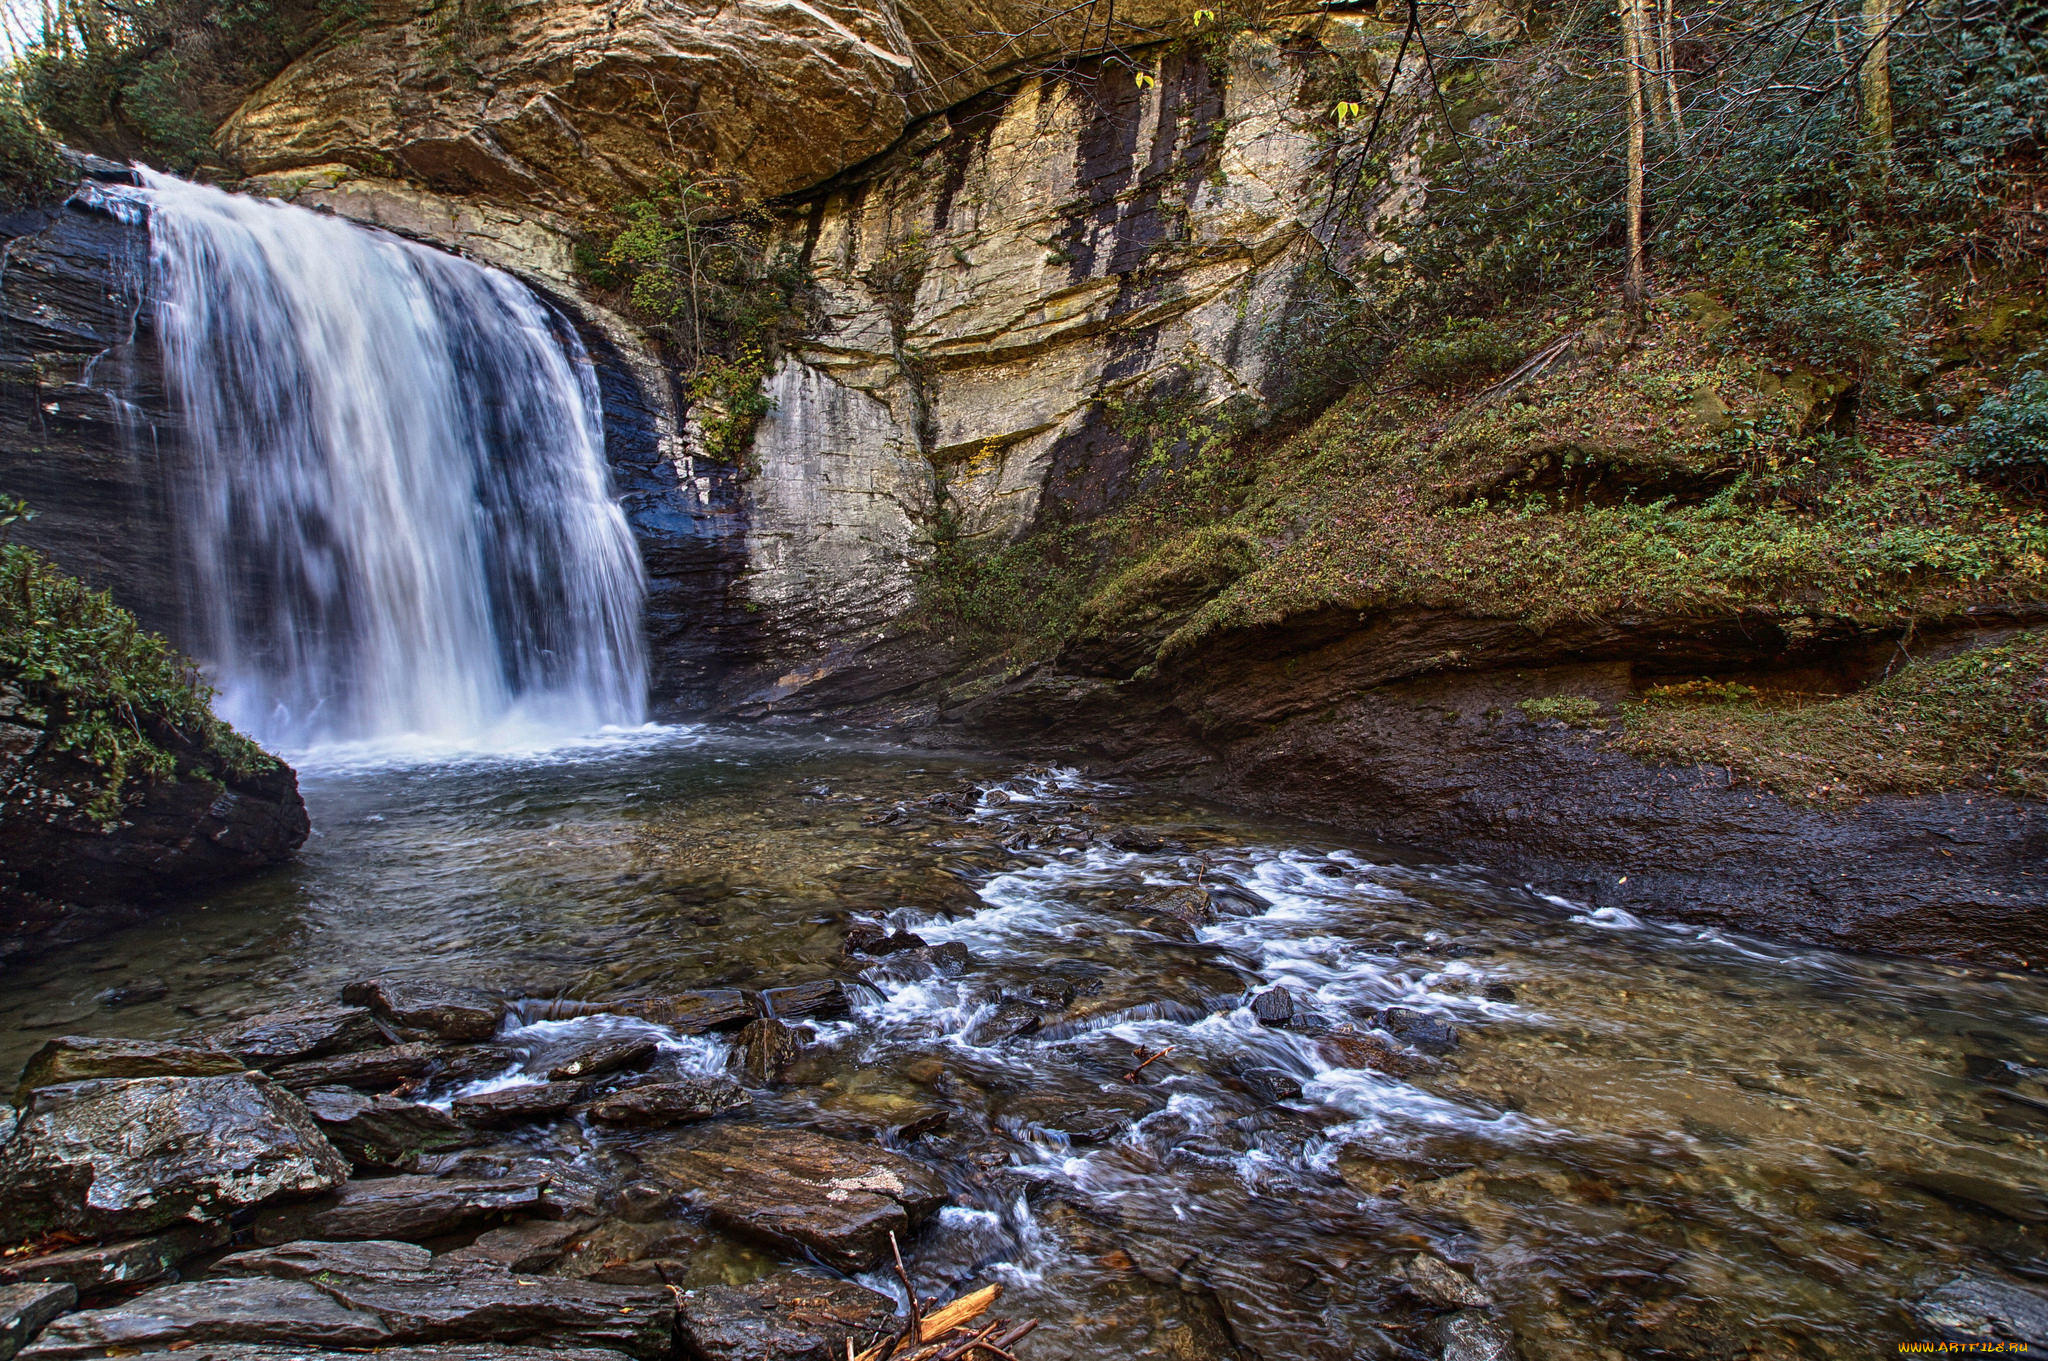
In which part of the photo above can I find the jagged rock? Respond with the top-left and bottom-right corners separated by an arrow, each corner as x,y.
299,1087 -> 471,1170
205,1005 -> 385,1069
1137,887 -> 1215,926
444,1218 -> 593,1272
1249,989 -> 1293,1026
14,1037 -> 242,1104
1,1282 -> 75,1360
756,981 -> 851,1020
675,1273 -> 896,1361
340,982 -> 500,1042
22,1239 -> 673,1358
1402,1255 -> 1493,1309
0,1075 -> 348,1243
641,1124 -> 948,1271
268,1043 -> 438,1092
251,1174 -> 545,1244
923,942 -> 973,976
1381,1008 -> 1460,1055
965,999 -> 1043,1046
1236,1067 -> 1304,1106
451,1082 -> 583,1126
585,1078 -> 750,1127
1421,1309 -> 1519,1361
728,1019 -> 801,1086
0,1224 -> 228,1297
844,926 -> 926,959
547,1038 -> 657,1082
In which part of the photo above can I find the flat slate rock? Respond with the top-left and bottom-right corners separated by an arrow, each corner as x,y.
547,1038 -> 657,1082
451,1081 -> 583,1126
1,1282 -> 75,1360
300,1087 -> 471,1169
268,1043 -> 438,1093
340,981 -> 501,1042
21,1239 -> 670,1358
642,1124 -> 947,1272
676,1273 -> 895,1361
612,991 -> 754,1034
0,1223 -> 228,1297
204,1005 -> 384,1069
0,1075 -> 348,1243
755,981 -> 851,1021
251,1174 -> 545,1244
14,1037 -> 242,1105
443,1218 -> 593,1272
585,1078 -> 749,1127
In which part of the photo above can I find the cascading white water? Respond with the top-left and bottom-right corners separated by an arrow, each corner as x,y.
128,170 -> 646,754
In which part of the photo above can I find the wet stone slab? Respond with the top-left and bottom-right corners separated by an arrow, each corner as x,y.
203,1006 -> 385,1069
1,1282 -> 75,1361
251,1174 -> 547,1244
0,1224 -> 229,1298
675,1273 -> 896,1361
13,1037 -> 242,1104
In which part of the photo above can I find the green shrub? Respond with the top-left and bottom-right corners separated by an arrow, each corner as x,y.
1407,319 -> 1522,391
0,88 -> 63,209
1946,367 -> 2048,498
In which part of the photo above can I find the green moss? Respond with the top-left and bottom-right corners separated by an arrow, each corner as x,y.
1080,526 -> 1260,633
1518,694 -> 1604,723
1,542 -> 274,822
1615,631 -> 2048,804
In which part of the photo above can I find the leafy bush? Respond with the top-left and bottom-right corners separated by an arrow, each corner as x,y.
1407,319 -> 1522,391
1946,367 -> 2048,497
0,87 -> 63,209
1,541 -> 271,821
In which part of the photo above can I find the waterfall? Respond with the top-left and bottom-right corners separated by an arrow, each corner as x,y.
128,171 -> 646,754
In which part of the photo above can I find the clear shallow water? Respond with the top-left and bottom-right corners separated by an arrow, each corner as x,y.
4,729 -> 2044,1358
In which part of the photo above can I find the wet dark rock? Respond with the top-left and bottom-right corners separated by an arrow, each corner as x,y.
1402,1255 -> 1493,1309
1205,884 -> 1271,916
94,977 -> 168,1008
1381,1008 -> 1460,1055
1249,989 -> 1293,1026
0,1223 -> 228,1298
206,1005 -> 386,1069
1103,827 -> 1175,852
0,1075 -> 348,1242
23,1238 -> 674,1358
641,1123 -> 948,1271
756,980 -> 851,1020
729,1018 -> 802,1085
250,1173 -> 546,1244
999,1089 -> 1159,1144
451,1082 -> 583,1127
1008,977 -> 1076,1011
923,942 -> 973,975
675,1272 -> 896,1361
1137,886 -> 1214,926
444,1218 -> 594,1272
341,981 -> 500,1043
1234,1067 -> 1304,1106
49,1348 -> 634,1361
300,1087 -> 471,1170
1,1281 -> 75,1360
840,922 -> 891,956
966,999 -> 1044,1046
846,928 -> 928,959
586,1077 -> 750,1127
594,990 -> 754,1033
269,1043 -> 438,1093
1901,1171 -> 2048,1224
1316,1029 -> 1416,1076
14,1036 -> 243,1104
413,1152 -> 618,1221
1918,1274 -> 2048,1346
547,1038 -> 657,1082
1422,1309 -> 1519,1361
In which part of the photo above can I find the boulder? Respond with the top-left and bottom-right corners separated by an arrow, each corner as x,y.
0,1075 -> 348,1243
585,1079 -> 750,1127
251,1174 -> 545,1244
205,1006 -> 385,1069
675,1273 -> 896,1361
547,1039 -> 657,1082
728,1020 -> 801,1086
756,982 -> 851,1020
0,1224 -> 228,1297
14,1037 -> 242,1105
1,1282 -> 74,1360
299,1087 -> 471,1170
1249,989 -> 1293,1027
642,1124 -> 947,1271
340,982 -> 500,1043
451,1082 -> 583,1126
22,1239 -> 672,1358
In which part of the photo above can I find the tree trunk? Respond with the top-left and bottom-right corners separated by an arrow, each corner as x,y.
1621,0 -> 1650,313
1658,0 -> 1686,142
1860,0 -> 1895,153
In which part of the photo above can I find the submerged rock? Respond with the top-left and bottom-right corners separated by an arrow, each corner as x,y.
675,1273 -> 896,1361
251,1173 -> 546,1244
14,1036 -> 242,1104
38,1347 -> 633,1361
300,1086 -> 471,1170
0,1224 -> 228,1298
642,1124 -> 948,1271
205,1005 -> 385,1069
586,1078 -> 750,1127
1316,1029 -> 1417,1076
0,1075 -> 348,1243
1,1281 -> 75,1360
1401,1254 -> 1493,1309
1137,887 -> 1215,926
341,981 -> 501,1042
22,1239 -> 672,1358
1381,1008 -> 1460,1055
1421,1309 -> 1518,1361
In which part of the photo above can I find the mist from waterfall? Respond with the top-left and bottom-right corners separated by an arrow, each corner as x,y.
130,170 -> 646,755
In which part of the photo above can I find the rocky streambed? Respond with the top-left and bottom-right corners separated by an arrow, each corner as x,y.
0,729 -> 2044,1359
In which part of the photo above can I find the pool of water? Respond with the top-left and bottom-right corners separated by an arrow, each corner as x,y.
4,727 -> 2044,1357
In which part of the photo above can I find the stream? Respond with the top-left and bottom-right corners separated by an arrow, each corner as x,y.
4,728 -> 2044,1356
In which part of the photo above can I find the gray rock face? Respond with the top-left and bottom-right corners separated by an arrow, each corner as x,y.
14,1037 -> 243,1105
299,1088 -> 471,1170
675,1274 -> 896,1361
21,1239 -> 672,1358
0,1075 -> 348,1243
0,1224 -> 229,1298
0,1282 -> 75,1361
642,1124 -> 947,1272
585,1078 -> 750,1128
204,1006 -> 384,1069
340,982 -> 501,1042
250,1175 -> 546,1244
